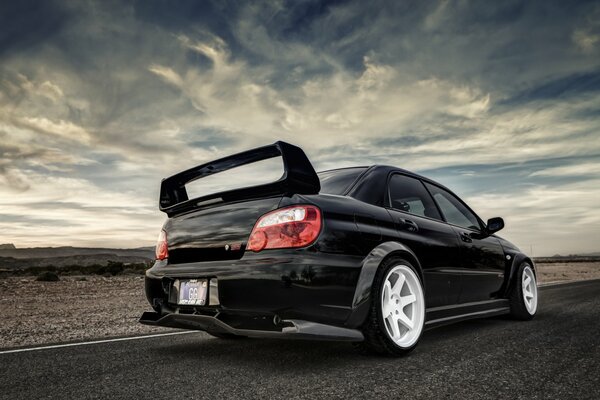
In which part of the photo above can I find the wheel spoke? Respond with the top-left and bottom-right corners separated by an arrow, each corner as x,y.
382,302 -> 393,317
383,281 -> 392,301
523,275 -> 531,289
397,311 -> 414,330
391,273 -> 405,295
382,280 -> 394,317
388,315 -> 401,338
402,293 -> 416,305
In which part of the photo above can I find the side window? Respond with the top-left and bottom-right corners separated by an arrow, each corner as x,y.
388,174 -> 442,220
425,183 -> 481,230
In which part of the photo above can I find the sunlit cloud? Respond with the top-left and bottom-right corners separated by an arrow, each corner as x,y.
15,117 -> 92,144
148,64 -> 183,88
467,180 -> 600,256
529,162 -> 600,177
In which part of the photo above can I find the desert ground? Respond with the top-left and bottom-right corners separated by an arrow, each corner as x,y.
1,262 -> 599,349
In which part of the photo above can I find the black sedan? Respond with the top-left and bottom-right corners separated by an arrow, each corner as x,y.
141,141 -> 538,356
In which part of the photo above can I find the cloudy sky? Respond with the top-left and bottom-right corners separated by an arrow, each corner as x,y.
1,0 -> 599,255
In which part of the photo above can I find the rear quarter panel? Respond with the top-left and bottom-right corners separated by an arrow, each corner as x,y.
281,194 -> 397,257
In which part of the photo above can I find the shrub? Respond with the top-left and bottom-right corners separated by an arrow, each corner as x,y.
36,271 -> 60,282
106,261 -> 124,276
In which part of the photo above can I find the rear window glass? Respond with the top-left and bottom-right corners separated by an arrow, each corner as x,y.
318,168 -> 366,195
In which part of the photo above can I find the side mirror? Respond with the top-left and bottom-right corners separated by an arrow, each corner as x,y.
486,217 -> 504,235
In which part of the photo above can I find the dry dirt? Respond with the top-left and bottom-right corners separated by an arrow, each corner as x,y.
1,262 -> 599,349
535,262 -> 600,283
0,275 -> 174,349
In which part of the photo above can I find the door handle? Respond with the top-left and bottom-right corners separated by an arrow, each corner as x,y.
401,219 -> 419,232
460,232 -> 472,243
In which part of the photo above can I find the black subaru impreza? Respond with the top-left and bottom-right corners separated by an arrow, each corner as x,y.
141,141 -> 538,356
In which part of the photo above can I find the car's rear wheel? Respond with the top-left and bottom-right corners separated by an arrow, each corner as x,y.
509,262 -> 538,320
356,257 -> 426,356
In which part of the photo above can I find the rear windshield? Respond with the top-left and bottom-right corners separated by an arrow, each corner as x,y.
317,168 -> 366,195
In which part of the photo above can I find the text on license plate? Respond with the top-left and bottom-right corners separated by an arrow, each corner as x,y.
177,279 -> 207,305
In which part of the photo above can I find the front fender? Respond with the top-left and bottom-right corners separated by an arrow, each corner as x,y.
503,252 -> 535,297
344,241 -> 422,328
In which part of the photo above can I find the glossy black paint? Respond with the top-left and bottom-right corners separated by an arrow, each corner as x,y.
165,196 -> 282,263
159,141 -> 320,217
386,207 -> 462,307
453,228 -> 506,303
144,144 -> 533,337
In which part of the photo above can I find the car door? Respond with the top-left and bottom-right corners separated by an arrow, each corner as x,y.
424,182 -> 506,303
386,173 -> 462,308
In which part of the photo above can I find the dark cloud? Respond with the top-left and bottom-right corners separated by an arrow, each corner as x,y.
499,71 -> 600,105
0,0 -> 69,58
420,154 -> 600,196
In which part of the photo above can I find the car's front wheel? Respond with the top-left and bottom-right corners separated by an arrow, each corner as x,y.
509,262 -> 538,320
357,257 -> 426,356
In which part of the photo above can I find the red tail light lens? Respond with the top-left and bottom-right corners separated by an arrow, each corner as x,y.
156,229 -> 169,260
247,205 -> 322,252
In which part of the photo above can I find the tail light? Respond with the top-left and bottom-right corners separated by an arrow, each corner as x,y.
247,205 -> 322,252
156,229 -> 169,260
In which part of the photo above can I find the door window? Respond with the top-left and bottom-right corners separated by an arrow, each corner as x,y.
425,183 -> 481,230
388,174 -> 442,220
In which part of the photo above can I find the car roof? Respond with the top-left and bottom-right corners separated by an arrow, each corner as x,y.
318,165 -> 453,193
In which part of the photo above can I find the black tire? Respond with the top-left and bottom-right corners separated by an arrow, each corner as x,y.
354,257 -> 425,357
509,262 -> 538,321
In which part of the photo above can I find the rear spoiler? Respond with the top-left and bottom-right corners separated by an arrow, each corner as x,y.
159,141 -> 320,216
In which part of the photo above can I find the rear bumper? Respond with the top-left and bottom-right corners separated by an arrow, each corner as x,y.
144,251 -> 365,328
139,311 -> 364,342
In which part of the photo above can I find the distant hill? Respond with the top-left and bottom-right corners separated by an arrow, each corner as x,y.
0,243 -> 16,250
0,246 -> 154,269
579,252 -> 600,257
534,254 -> 600,263
546,252 -> 600,258
0,246 -> 154,259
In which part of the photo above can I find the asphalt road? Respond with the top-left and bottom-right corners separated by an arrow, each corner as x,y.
1,280 -> 599,400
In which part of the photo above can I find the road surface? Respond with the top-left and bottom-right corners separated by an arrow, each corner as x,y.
1,280 -> 599,399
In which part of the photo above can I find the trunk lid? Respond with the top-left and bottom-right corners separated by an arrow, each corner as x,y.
164,197 -> 282,263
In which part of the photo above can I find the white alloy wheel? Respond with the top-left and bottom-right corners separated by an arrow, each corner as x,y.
522,265 -> 538,315
380,265 -> 425,348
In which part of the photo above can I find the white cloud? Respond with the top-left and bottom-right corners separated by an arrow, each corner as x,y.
467,180 -> 600,256
530,162 -> 600,177
146,38 -> 495,152
148,64 -> 183,88
38,81 -> 64,101
573,29 -> 599,53
0,170 -> 161,248
17,117 -> 92,144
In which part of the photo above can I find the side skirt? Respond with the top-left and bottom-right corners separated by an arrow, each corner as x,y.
425,299 -> 510,330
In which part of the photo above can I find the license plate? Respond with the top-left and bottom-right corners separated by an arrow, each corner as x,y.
176,279 -> 208,306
